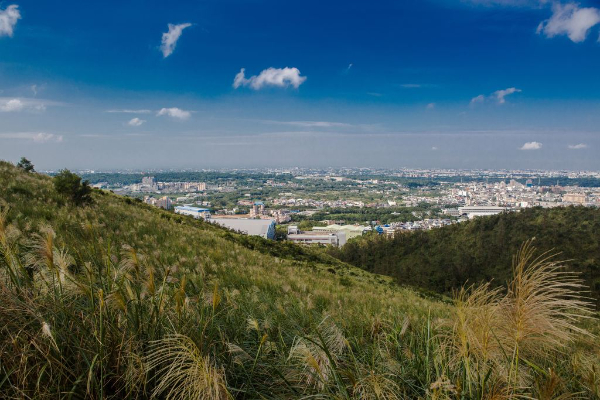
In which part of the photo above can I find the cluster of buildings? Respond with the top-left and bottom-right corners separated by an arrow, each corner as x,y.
129,176 -> 207,193
437,180 -> 600,209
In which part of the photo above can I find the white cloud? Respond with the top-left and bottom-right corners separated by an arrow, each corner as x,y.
0,97 -> 54,112
160,23 -> 192,58
0,132 -> 63,143
470,94 -> 486,105
426,103 -> 436,109
0,98 -> 24,112
519,141 -> 542,150
282,121 -> 351,128
157,107 -> 191,120
470,88 -> 521,105
568,143 -> 588,149
493,87 -> 522,104
0,4 -> 21,37
106,109 -> 152,114
233,67 -> 307,90
128,117 -> 146,126
537,3 -> 600,42
431,146 -> 439,151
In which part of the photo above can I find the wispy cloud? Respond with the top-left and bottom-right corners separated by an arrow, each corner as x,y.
263,120 -> 352,128
494,87 -> 522,104
426,103 -> 436,109
400,84 -> 423,88
469,94 -> 486,106
519,141 -> 542,150
470,87 -> 521,105
568,143 -> 588,149
160,23 -> 192,58
0,132 -> 63,143
106,109 -> 152,114
157,107 -> 191,120
0,4 -> 21,37
537,2 -> 600,43
128,117 -> 146,126
233,67 -> 307,90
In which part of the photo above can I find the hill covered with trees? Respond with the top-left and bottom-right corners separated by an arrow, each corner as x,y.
328,206 -> 600,306
1,161 -> 598,399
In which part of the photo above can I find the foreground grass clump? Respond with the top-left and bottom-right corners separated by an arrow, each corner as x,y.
0,161 -> 598,399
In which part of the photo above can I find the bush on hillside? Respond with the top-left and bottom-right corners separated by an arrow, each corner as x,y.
16,157 -> 35,173
53,169 -> 93,205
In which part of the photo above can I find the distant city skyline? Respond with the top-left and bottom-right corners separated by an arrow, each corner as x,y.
1,0 -> 599,170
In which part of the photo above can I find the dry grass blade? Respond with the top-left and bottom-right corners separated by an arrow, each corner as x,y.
498,240 -> 595,358
145,334 -> 230,400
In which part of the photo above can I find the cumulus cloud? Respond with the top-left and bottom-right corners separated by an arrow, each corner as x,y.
233,67 -> 307,90
128,117 -> 145,126
519,141 -> 542,150
568,143 -> 588,149
470,88 -> 521,105
157,107 -> 191,120
106,109 -> 152,114
537,3 -> 600,42
0,4 -> 20,37
0,98 -> 53,112
0,132 -> 63,143
160,23 -> 192,58
0,98 -> 24,112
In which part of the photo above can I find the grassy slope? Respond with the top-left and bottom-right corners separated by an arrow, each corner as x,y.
0,162 -> 447,398
329,206 -> 600,306
1,161 -> 598,399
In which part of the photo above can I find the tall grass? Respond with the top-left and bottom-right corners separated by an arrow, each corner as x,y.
0,161 -> 598,399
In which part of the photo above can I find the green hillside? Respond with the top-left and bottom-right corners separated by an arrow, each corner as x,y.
329,207 -> 600,307
1,161 -> 598,399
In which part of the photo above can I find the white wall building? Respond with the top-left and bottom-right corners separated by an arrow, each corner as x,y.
174,206 -> 211,220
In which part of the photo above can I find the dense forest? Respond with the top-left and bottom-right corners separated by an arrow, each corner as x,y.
328,206 -> 600,306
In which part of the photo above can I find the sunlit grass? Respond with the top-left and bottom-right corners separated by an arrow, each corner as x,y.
0,161 -> 598,399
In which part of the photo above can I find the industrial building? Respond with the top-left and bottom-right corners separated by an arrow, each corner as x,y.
311,224 -> 370,240
458,206 -> 508,219
174,206 -> 211,220
287,226 -> 347,247
211,218 -> 276,240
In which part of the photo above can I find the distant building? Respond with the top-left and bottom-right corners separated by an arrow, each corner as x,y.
287,226 -> 347,247
144,196 -> 157,206
175,206 -> 211,220
443,208 -> 461,217
563,193 -> 586,204
250,201 -> 266,218
312,224 -> 370,240
211,218 -> 276,240
156,196 -> 173,210
142,176 -> 156,186
458,206 -> 507,219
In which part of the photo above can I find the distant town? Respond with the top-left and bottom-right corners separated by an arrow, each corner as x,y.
72,167 -> 600,247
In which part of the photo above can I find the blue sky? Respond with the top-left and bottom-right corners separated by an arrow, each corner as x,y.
1,0 -> 599,170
